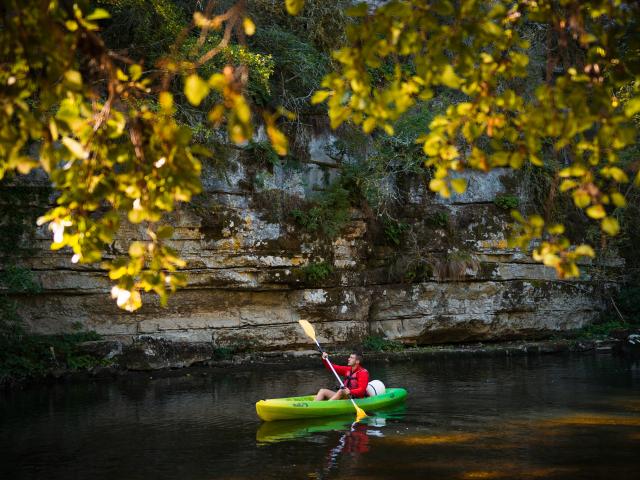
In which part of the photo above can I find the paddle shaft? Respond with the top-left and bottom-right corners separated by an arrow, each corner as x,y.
313,339 -> 361,411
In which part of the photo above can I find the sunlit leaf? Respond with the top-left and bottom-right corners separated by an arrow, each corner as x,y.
311,90 -> 331,104
586,204 -> 606,219
184,74 -> 210,106
62,137 -> 89,159
574,245 -> 595,257
243,17 -> 256,36
285,0 -> 304,15
86,8 -> 110,21
451,178 -> 467,194
601,217 -> 620,236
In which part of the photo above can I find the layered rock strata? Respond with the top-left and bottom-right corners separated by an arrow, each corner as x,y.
2,131 -> 620,352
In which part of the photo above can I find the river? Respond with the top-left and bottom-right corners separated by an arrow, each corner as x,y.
2,353 -> 639,479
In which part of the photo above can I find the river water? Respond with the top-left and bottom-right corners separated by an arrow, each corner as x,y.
2,353 -> 639,479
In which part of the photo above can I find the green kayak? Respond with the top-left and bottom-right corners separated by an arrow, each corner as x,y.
255,388 -> 408,421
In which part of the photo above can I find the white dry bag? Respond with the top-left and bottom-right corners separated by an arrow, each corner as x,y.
366,380 -> 386,397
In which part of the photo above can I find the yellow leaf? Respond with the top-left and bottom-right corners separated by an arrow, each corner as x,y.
129,241 -> 146,258
559,179 -> 578,192
16,157 -> 37,174
49,118 -> 59,141
611,192 -> 626,208
429,178 -> 446,193
529,154 -> 544,167
62,137 -> 89,159
243,17 -> 256,35
572,190 -> 591,208
311,90 -> 331,104
608,166 -> 629,183
129,64 -> 142,81
267,125 -> 288,156
86,8 -> 110,20
529,215 -> 544,228
601,217 -> 620,236
234,96 -> 251,124
423,136 -> 441,156
285,0 -> 304,15
362,117 -> 376,133
451,178 -> 467,194
586,204 -> 606,219
184,74 -> 210,106
440,145 -> 458,160
548,224 -> 565,235
440,65 -> 462,89
64,70 -> 83,89
116,69 -> 128,82
208,73 -> 226,90
65,20 -> 78,31
159,91 -> 173,111
542,253 -> 560,267
574,245 -> 595,257
208,105 -> 225,124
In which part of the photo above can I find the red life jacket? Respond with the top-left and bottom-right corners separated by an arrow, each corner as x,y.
323,359 -> 370,398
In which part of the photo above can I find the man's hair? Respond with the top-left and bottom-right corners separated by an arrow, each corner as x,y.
351,352 -> 364,363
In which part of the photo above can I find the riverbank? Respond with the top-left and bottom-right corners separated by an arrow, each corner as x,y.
3,332 -> 639,390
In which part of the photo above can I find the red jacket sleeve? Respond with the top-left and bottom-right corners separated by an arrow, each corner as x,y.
350,369 -> 369,398
323,358 -> 350,377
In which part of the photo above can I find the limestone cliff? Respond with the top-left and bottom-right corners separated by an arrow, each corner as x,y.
1,128 -> 621,353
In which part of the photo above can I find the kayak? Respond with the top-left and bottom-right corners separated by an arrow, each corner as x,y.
255,387 -> 408,421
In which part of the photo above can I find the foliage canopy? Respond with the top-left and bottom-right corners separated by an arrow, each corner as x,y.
0,0 -> 638,311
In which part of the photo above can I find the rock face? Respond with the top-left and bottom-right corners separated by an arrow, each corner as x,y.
3,129 -> 620,353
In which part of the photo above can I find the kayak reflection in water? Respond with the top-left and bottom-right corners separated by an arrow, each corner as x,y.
314,351 -> 370,401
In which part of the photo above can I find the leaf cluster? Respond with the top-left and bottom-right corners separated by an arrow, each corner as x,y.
312,0 -> 640,279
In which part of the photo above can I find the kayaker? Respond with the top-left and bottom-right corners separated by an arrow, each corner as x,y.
314,351 -> 369,401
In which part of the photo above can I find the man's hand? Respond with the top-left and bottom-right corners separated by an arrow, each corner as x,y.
322,351 -> 329,360
342,387 -> 350,395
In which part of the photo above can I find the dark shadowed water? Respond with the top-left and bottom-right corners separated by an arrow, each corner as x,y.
1,354 -> 639,479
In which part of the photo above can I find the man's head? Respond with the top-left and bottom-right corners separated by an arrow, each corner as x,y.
347,352 -> 363,367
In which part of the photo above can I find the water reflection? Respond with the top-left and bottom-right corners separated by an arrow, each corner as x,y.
1,355 -> 639,479
256,406 -> 405,443
258,407 -> 405,479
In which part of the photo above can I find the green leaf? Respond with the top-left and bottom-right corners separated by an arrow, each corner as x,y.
346,3 -> 369,16
184,74 -> 210,106
156,225 -> 174,240
624,97 -> 640,117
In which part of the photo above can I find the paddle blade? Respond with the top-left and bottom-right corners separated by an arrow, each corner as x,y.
355,405 -> 367,422
298,319 -> 317,341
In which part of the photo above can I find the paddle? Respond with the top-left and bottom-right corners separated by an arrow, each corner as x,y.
298,319 -> 367,422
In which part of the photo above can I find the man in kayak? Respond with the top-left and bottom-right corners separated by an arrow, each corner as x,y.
314,351 -> 369,401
